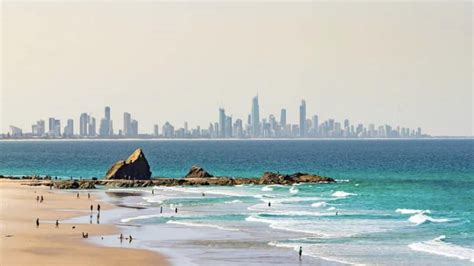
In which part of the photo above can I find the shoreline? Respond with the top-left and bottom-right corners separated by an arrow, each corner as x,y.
0,179 -> 169,266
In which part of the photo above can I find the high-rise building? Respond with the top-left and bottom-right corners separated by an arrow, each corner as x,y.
312,115 -> 319,135
280,109 -> 287,127
225,116 -> 233,138
99,106 -> 112,137
219,108 -> 226,138
89,117 -> 96,136
130,119 -> 138,136
299,100 -> 306,137
36,120 -> 45,136
123,112 -> 131,136
153,124 -> 159,136
48,118 -> 61,137
79,113 -> 89,136
63,119 -> 74,137
251,96 -> 260,137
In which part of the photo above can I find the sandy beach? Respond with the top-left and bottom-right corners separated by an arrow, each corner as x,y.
0,180 -> 168,266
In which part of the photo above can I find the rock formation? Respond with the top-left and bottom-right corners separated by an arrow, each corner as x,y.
185,165 -> 213,178
105,148 -> 152,180
260,171 -> 335,185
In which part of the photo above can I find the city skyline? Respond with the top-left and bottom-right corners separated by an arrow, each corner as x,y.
1,2 -> 472,136
4,96 -> 428,139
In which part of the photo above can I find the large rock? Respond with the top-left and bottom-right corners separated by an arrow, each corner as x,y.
185,165 -> 213,178
260,171 -> 335,184
105,148 -> 152,180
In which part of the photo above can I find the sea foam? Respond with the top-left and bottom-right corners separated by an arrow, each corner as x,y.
396,208 -> 431,214
409,235 -> 474,262
311,201 -> 327,208
121,214 -> 163,223
166,220 -> 239,231
408,213 -> 449,225
332,191 -> 357,198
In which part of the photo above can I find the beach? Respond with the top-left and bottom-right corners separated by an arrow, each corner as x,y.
0,140 -> 473,265
0,180 -> 168,266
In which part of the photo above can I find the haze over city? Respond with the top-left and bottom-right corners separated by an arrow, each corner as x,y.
1,1 -> 472,136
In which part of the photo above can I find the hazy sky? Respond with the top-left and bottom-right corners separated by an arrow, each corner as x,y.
1,1 -> 472,136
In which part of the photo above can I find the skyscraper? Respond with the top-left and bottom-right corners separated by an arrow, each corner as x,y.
131,119 -> 138,136
64,119 -> 74,137
79,113 -> 89,136
225,116 -> 233,138
312,115 -> 319,135
99,106 -> 111,137
280,109 -> 287,127
89,117 -> 96,136
299,100 -> 306,137
251,96 -> 260,137
123,112 -> 131,136
219,108 -> 226,138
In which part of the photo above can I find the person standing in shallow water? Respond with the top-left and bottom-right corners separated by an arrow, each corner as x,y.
97,204 -> 101,213
36,218 -> 39,228
175,207 -> 178,214
299,246 -> 303,261
55,220 -> 59,228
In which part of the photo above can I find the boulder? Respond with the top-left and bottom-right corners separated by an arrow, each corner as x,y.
105,148 -> 152,180
185,165 -> 213,178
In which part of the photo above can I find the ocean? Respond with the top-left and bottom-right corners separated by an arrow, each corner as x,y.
1,139 -> 473,265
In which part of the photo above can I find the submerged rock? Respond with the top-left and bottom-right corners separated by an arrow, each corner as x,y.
185,165 -> 213,178
105,148 -> 152,180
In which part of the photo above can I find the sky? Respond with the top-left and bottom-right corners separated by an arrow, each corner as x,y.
1,1 -> 472,136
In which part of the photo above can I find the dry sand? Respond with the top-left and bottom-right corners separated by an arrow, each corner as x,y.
0,180 -> 168,266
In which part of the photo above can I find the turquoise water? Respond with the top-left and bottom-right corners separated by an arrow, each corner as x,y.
2,139 -> 473,264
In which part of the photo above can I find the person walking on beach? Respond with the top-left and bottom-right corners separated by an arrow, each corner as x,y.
119,233 -> 123,243
160,206 -> 163,214
36,218 -> 39,228
36,195 -> 39,202
88,193 -> 90,199
299,246 -> 303,261
76,192 -> 79,199
56,220 -> 59,228
97,204 -> 101,213
40,195 -> 44,203
90,204 -> 93,212
129,235 -> 133,243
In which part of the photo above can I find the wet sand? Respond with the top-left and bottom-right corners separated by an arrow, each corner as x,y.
0,180 -> 168,266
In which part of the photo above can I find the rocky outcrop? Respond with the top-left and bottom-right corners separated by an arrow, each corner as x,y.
105,148 -> 151,180
260,171 -> 335,185
185,165 -> 213,178
53,180 -> 96,189
16,168 -> 336,189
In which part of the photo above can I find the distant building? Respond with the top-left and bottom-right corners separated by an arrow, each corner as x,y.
123,112 -> 131,136
63,119 -> 74,137
280,109 -> 287,127
89,117 -> 96,136
99,106 -> 112,137
130,119 -> 138,136
251,96 -> 260,137
219,108 -> 226,138
299,100 -> 306,137
80,113 -> 89,136
153,124 -> 159,137
9,126 -> 23,137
